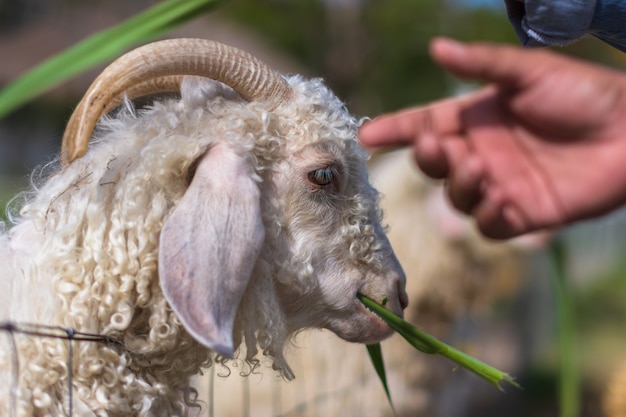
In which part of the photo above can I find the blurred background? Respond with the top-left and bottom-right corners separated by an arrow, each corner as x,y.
2,1 -> 626,416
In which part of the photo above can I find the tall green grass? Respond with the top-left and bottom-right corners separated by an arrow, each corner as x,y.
0,0 -> 224,119
549,239 -> 580,417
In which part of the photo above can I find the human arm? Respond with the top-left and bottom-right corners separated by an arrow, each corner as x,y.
359,38 -> 626,239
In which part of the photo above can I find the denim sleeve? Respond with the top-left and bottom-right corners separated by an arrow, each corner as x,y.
504,0 -> 626,52
588,0 -> 626,52
504,0 -> 597,47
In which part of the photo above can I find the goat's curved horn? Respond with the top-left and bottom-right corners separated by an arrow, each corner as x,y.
101,75 -> 185,116
61,38 -> 292,167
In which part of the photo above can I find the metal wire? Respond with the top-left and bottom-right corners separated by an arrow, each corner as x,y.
0,321 -> 123,417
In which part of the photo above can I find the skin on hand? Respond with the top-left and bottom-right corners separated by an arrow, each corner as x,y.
360,38 -> 626,239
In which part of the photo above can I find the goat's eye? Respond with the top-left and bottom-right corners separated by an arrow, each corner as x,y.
308,167 -> 335,187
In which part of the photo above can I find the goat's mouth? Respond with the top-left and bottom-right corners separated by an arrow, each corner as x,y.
357,296 -> 387,324
355,292 -> 398,340
320,292 -> 398,344
356,291 -> 404,317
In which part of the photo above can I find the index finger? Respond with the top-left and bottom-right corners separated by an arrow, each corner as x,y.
358,96 -> 470,148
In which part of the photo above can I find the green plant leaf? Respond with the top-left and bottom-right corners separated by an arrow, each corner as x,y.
549,238 -> 580,417
358,294 -> 520,391
0,0 -> 225,119
366,343 -> 395,412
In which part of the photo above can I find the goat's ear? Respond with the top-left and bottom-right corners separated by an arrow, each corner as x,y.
158,142 -> 264,357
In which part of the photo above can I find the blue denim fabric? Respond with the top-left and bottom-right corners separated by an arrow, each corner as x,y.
504,0 -> 597,47
505,0 -> 626,52
589,0 -> 626,52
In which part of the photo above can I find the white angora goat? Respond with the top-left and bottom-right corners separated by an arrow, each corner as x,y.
0,38 -> 407,416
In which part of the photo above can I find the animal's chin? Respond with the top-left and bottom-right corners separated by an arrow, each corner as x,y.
326,297 -> 396,345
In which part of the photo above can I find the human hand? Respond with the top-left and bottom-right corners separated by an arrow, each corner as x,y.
360,38 -> 626,239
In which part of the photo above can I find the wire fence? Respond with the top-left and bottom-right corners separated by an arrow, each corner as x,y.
0,323 -> 400,417
0,322 -> 122,417
2,319 -> 512,417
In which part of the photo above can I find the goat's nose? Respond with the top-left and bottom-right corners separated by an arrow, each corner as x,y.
398,278 -> 409,310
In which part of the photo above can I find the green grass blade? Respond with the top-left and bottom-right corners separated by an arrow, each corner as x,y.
366,343 -> 394,411
0,0 -> 225,119
549,239 -> 580,417
358,294 -> 520,391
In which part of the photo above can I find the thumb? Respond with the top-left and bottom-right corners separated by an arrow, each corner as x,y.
429,37 -> 535,86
